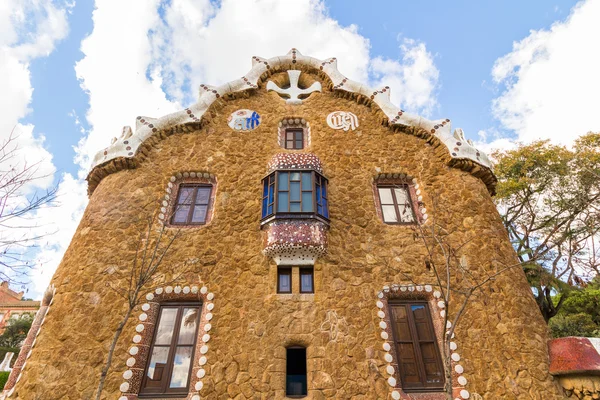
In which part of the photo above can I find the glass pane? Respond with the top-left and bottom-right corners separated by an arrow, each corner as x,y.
262,198 -> 268,218
169,347 -> 192,388
279,272 -> 291,292
178,187 -> 194,204
322,199 -> 329,218
178,308 -> 199,345
290,182 -> 300,201
268,186 -> 274,203
378,188 -> 393,204
290,172 -> 300,181
155,308 -> 178,344
399,205 -> 415,223
302,192 -> 313,211
382,205 -> 397,222
278,172 -> 288,190
317,204 -> 323,215
195,187 -> 211,204
394,187 -> 409,204
277,192 -> 289,212
300,272 -> 313,292
295,140 -> 303,149
267,204 -> 273,215
287,131 -> 294,140
172,205 -> 190,223
302,173 -> 312,190
191,205 -> 207,223
286,140 -> 294,149
321,181 -> 327,197
146,346 -> 169,385
290,203 -> 301,212
263,180 -> 269,196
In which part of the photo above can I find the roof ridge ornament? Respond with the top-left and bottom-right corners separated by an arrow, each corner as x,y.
266,70 -> 321,105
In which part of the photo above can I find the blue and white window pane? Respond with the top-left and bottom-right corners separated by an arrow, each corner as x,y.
169,347 -> 192,388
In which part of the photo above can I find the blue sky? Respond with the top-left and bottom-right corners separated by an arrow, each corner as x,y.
2,0 -> 599,297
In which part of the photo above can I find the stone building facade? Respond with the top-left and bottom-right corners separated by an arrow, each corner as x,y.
3,50 -> 565,399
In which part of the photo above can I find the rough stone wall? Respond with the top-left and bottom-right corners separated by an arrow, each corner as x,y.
10,72 -> 564,399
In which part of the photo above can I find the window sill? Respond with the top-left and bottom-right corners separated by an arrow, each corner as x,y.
261,213 -> 329,227
274,293 -> 315,301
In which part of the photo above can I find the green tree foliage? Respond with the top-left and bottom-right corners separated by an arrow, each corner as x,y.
549,313 -> 599,338
549,277 -> 600,337
493,133 -> 600,322
0,314 -> 34,348
0,371 -> 9,390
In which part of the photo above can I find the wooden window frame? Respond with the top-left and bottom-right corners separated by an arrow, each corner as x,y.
388,300 -> 445,392
284,128 -> 304,150
139,302 -> 202,397
277,267 -> 292,294
299,267 -> 314,294
376,184 -> 418,225
170,184 -> 213,226
261,170 -> 329,225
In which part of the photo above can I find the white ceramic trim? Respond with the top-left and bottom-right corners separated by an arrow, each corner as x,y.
89,49 -> 491,175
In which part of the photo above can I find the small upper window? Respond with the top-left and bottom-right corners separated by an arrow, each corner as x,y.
377,185 -> 416,224
171,184 -> 212,225
261,171 -> 329,223
299,267 -> 314,293
278,118 -> 310,150
277,267 -> 292,293
285,128 -> 304,149
140,304 -> 201,395
286,347 -> 308,397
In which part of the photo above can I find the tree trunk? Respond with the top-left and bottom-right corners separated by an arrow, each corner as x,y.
95,306 -> 133,400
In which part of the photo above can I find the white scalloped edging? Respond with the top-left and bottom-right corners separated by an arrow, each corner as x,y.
90,49 -> 490,174
376,284 -> 470,400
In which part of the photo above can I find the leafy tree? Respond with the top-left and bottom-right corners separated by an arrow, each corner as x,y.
0,313 -> 34,348
549,313 -> 599,338
493,133 -> 600,322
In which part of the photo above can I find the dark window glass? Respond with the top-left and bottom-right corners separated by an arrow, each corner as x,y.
261,171 -> 328,221
389,302 -> 444,391
171,184 -> 212,225
277,268 -> 292,293
285,128 -> 304,149
377,185 -> 416,224
299,268 -> 314,293
286,347 -> 307,397
140,304 -> 201,395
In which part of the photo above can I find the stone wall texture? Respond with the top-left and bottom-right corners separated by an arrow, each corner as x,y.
9,70 -> 565,399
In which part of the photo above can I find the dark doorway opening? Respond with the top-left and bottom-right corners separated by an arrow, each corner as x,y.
286,347 -> 307,397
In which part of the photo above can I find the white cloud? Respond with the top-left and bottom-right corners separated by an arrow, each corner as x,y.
370,38 -> 439,116
29,173 -> 88,296
491,0 -> 600,145
74,0 -> 440,170
0,0 -> 75,297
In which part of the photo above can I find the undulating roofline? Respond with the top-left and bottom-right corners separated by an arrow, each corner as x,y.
87,49 -> 495,195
